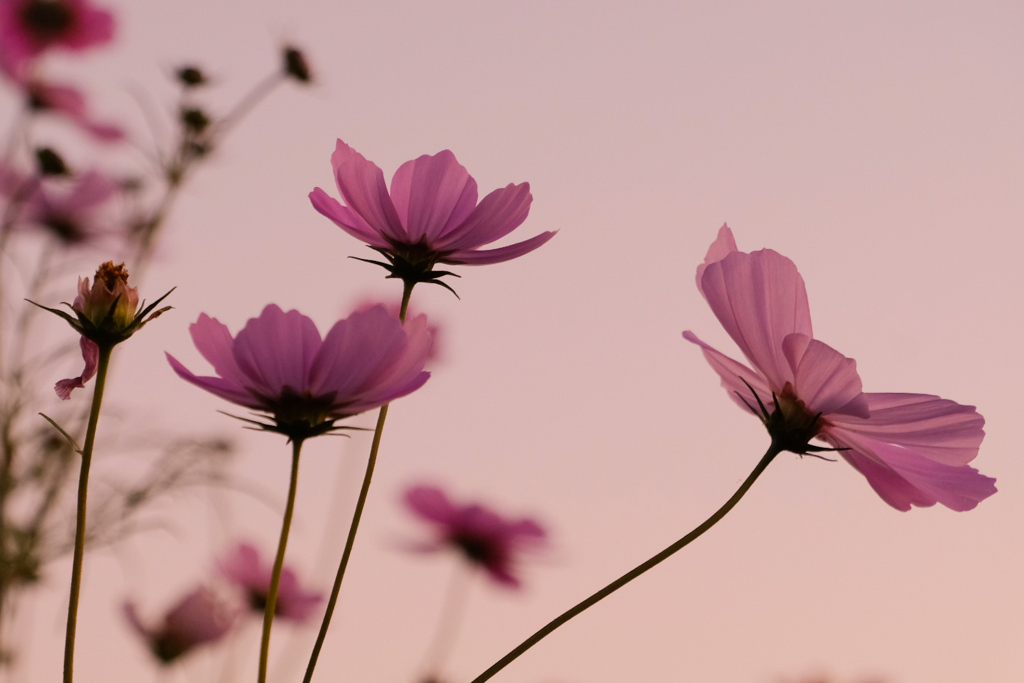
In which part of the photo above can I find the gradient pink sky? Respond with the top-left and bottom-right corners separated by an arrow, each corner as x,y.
10,1 -> 1023,682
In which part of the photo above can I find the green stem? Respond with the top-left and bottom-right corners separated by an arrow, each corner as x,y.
302,281 -> 416,683
62,343 -> 113,683
468,444 -> 782,683
257,438 -> 304,683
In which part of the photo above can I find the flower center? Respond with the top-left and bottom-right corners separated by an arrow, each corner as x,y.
765,382 -> 826,454
95,260 -> 130,289
18,0 -> 75,42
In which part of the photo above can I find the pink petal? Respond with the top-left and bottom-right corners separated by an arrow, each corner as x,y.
828,393 -> 985,466
695,223 -> 738,296
405,485 -> 457,524
55,336 -> 99,399
330,139 -> 406,243
187,313 -> 252,393
443,229 -> 556,266
699,247 -> 813,391
309,187 -> 390,249
682,331 -> 772,417
782,333 -> 869,418
828,428 -> 997,511
166,353 -> 261,408
231,305 -> 321,397
389,150 -> 478,244
434,182 -> 532,252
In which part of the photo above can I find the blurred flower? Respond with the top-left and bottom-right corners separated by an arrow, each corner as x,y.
310,140 -> 555,290
167,304 -> 432,441
282,44 -> 311,83
684,224 -> 996,511
218,542 -> 323,623
404,484 -> 546,588
26,79 -> 124,141
123,586 -> 235,664
0,163 -> 119,243
0,0 -> 114,70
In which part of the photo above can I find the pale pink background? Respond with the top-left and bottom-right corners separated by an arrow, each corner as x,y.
8,1 -> 1023,682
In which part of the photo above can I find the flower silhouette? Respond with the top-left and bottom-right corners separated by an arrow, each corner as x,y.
404,484 -> 546,588
310,140 -> 555,289
684,225 -> 996,511
167,304 -> 431,441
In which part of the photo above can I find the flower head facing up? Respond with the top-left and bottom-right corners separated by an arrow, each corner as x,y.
167,304 -> 432,442
0,0 -> 114,68
404,484 -> 546,588
310,140 -> 555,293
684,225 -> 996,511
218,542 -> 323,623
124,586 -> 235,664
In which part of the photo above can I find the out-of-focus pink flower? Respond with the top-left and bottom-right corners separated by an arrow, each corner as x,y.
404,484 -> 546,588
124,586 -> 235,664
25,80 -> 124,141
0,0 -> 114,69
167,304 -> 432,440
218,542 -> 323,623
310,140 -> 555,287
0,164 -> 119,243
684,224 -> 996,511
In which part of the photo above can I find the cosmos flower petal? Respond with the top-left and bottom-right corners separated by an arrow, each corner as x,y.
682,331 -> 772,417
782,333 -> 869,418
829,428 -> 997,511
55,336 -> 99,399
700,247 -> 813,390
828,393 -> 984,466
404,485 -> 457,523
309,186 -> 390,249
436,182 -> 532,252
232,305 -> 321,397
695,223 -> 738,296
330,139 -> 407,242
389,150 -> 478,244
444,229 -> 556,265
187,313 -> 254,392
166,353 -> 262,409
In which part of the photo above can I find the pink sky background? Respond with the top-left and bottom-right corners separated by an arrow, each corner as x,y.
5,1 -> 1022,682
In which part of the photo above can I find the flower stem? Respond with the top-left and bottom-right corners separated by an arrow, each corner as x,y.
257,438 -> 304,683
62,344 -> 113,683
468,444 -> 782,683
302,280 -> 416,682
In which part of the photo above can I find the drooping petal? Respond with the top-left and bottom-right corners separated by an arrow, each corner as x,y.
329,139 -> 406,242
827,427 -> 997,511
308,187 -> 390,249
166,353 -> 262,409
782,333 -> 869,418
699,247 -> 813,391
231,305 -> 321,397
682,331 -> 772,417
389,150 -> 478,244
55,336 -> 99,399
443,229 -> 556,266
434,182 -> 532,252
828,393 -> 985,466
695,223 -> 738,296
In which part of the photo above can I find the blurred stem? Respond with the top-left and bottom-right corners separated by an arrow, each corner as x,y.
303,280 -> 415,683
418,561 -> 473,682
62,343 -> 113,683
257,438 -> 304,683
468,444 -> 783,683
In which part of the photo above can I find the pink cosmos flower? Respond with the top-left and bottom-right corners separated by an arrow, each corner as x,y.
218,542 -> 323,623
353,297 -> 443,363
684,225 -> 996,511
309,140 -> 555,288
167,304 -> 432,440
404,484 -> 546,588
0,0 -> 114,69
0,163 -> 120,243
124,586 -> 235,664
